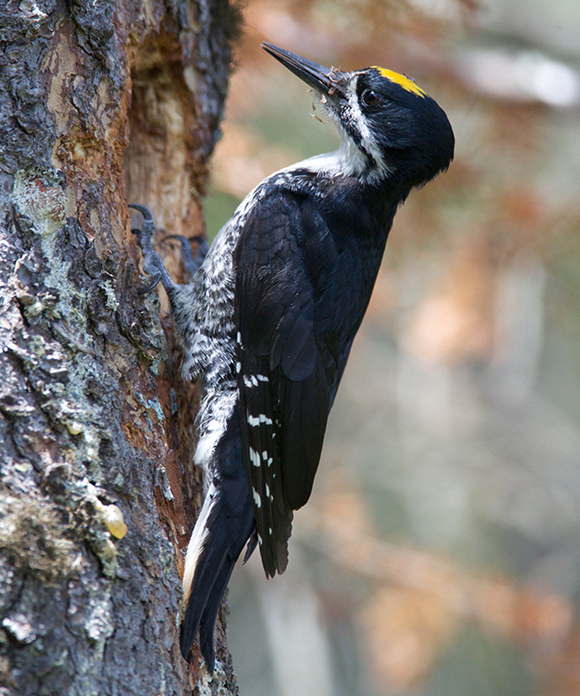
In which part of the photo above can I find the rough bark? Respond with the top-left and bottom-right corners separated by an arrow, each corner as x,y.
0,1 -> 242,694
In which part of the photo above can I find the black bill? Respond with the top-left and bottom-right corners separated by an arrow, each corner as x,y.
262,42 -> 345,96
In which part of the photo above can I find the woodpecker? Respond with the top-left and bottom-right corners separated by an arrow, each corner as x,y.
130,42 -> 454,671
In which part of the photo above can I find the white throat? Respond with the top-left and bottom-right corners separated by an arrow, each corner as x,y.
283,130 -> 389,184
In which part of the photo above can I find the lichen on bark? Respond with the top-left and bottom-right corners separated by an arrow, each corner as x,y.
0,1 -> 242,693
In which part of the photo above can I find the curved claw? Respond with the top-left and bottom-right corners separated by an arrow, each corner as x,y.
128,203 -> 154,221
129,204 -> 155,239
164,234 -> 190,245
138,274 -> 161,294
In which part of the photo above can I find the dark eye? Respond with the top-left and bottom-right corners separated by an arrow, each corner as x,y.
361,89 -> 380,106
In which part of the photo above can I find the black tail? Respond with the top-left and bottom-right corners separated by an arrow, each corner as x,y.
180,405 -> 255,672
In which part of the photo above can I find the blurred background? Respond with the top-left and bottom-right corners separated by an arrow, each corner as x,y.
203,1 -> 580,693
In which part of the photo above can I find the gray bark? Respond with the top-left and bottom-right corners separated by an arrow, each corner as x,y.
0,1 -> 241,693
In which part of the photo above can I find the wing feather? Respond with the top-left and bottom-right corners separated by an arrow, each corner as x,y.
234,190 -> 339,575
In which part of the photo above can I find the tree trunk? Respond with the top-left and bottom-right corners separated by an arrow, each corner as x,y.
0,1 -> 241,693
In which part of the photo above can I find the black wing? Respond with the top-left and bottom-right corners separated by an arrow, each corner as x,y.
234,189 -> 341,577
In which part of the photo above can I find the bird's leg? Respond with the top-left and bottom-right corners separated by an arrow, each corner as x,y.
129,204 -> 177,295
165,235 -> 209,279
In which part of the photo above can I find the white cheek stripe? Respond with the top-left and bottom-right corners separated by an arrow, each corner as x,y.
345,81 -> 388,177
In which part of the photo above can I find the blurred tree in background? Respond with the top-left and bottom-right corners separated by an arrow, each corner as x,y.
205,1 -> 580,694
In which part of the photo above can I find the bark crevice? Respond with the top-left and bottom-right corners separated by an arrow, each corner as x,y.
0,1 -> 243,693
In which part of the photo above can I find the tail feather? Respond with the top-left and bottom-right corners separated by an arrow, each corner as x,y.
181,404 -> 255,671
198,558 -> 239,669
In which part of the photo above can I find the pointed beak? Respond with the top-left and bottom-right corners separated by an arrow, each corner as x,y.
262,42 -> 346,97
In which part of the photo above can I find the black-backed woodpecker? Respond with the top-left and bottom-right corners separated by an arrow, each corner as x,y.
130,42 -> 454,672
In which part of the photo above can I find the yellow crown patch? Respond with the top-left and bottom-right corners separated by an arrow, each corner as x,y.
372,67 -> 426,98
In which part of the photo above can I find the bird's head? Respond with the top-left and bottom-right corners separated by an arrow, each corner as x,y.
262,42 -> 454,190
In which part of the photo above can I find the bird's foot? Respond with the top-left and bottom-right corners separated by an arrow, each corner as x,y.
165,235 -> 209,279
129,204 -> 176,295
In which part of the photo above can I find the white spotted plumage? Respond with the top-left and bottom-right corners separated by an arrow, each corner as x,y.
247,414 -> 273,427
249,447 -> 261,468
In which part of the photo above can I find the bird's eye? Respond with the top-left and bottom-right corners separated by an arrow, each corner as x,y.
362,89 -> 380,106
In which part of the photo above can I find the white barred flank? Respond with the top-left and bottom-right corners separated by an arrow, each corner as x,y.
194,389 -> 237,476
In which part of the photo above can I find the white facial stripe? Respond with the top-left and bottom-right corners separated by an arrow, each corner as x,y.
345,75 -> 388,177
